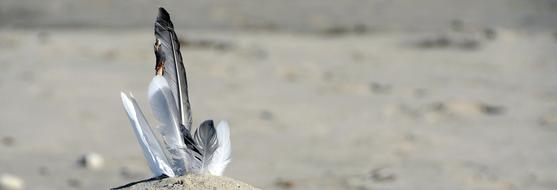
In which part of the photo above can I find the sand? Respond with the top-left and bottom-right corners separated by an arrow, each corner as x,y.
0,26 -> 556,189
112,175 -> 259,190
2,0 -> 557,32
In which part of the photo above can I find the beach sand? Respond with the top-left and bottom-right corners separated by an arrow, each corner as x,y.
0,27 -> 556,189
112,175 -> 259,190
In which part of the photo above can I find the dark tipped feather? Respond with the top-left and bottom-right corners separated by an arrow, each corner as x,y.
179,125 -> 202,156
154,7 -> 193,130
194,120 -> 219,172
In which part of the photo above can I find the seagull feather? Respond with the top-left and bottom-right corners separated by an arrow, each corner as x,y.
154,7 -> 192,130
120,92 -> 175,177
208,121 -> 232,176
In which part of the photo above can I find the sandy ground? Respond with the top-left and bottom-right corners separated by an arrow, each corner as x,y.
2,0 -> 557,32
0,27 -> 556,190
113,175 -> 259,190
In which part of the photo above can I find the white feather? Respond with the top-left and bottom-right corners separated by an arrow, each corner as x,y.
147,76 -> 189,175
120,92 -> 175,177
208,121 -> 231,176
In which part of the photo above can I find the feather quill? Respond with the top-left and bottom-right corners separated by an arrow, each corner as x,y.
120,92 -> 175,177
208,121 -> 232,176
154,7 -> 192,130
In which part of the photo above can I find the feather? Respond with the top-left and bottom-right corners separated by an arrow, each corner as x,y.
208,121 -> 232,176
120,92 -> 175,177
119,7 -> 232,178
194,120 -> 219,173
147,76 -> 188,175
180,124 -> 203,172
154,7 -> 192,130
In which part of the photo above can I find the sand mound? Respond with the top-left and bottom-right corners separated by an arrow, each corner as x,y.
112,175 -> 259,190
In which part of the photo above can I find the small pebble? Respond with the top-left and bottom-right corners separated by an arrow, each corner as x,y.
0,174 -> 24,190
1,136 -> 14,146
38,166 -> 49,176
456,39 -> 480,50
434,100 -> 503,117
259,110 -> 274,121
413,36 -> 481,50
78,152 -> 104,170
279,68 -> 301,82
415,36 -> 450,48
483,28 -> 497,40
369,82 -> 391,94
103,49 -> 118,60
247,47 -> 268,60
36,31 -> 50,44
353,24 -> 369,34
67,178 -> 82,188
274,179 -> 295,189
450,19 -> 464,31
540,113 -> 557,126
334,83 -> 369,94
370,167 -> 397,182
345,167 -> 397,189
445,100 -> 485,117
321,26 -> 350,36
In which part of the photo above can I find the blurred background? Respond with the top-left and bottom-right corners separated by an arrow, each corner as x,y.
0,0 -> 557,189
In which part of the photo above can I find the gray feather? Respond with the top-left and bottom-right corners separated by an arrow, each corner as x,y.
178,124 -> 203,172
194,120 -> 218,172
154,7 -> 192,130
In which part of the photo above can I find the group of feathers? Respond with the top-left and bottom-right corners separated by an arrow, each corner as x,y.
120,7 -> 231,178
